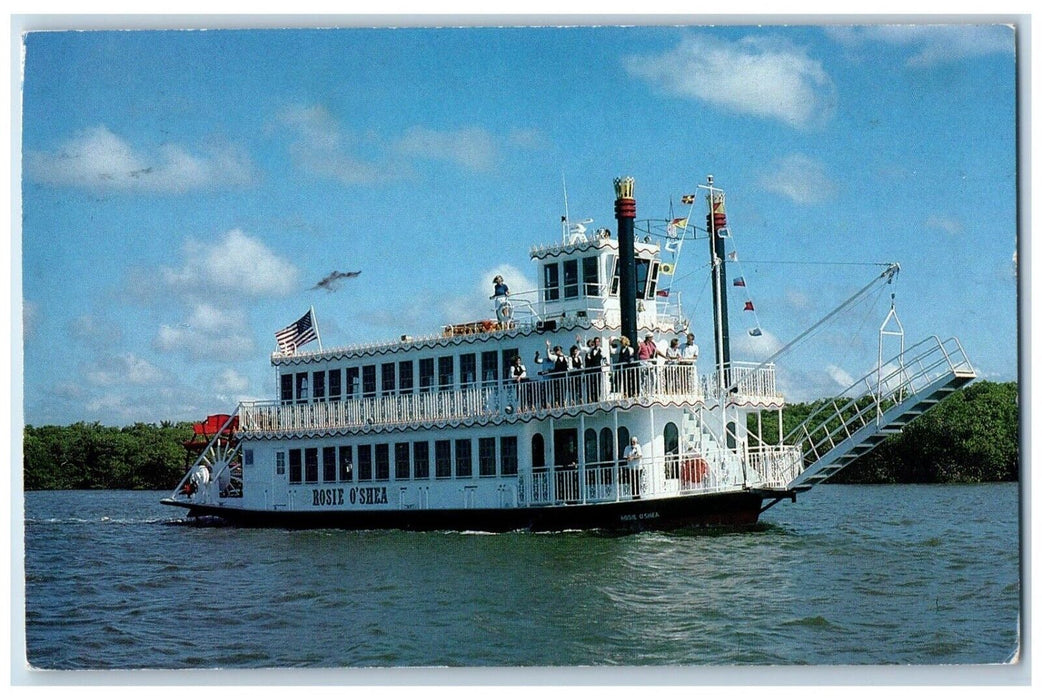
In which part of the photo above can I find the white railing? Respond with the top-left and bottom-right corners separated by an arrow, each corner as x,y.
240,362 -> 732,434
745,444 -> 804,488
786,336 -> 974,468
703,361 -> 780,403
520,451 -> 752,507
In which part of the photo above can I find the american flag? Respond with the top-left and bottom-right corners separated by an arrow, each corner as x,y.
275,309 -> 318,354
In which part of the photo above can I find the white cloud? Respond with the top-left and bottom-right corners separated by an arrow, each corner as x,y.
84,352 -> 164,387
825,363 -> 855,389
68,314 -> 123,348
731,327 -> 783,361
624,34 -> 836,129
277,104 -> 393,184
160,229 -> 299,299
760,154 -> 838,205
925,214 -> 963,237
214,368 -> 250,394
25,125 -> 256,193
395,126 -> 498,171
827,25 -> 1013,68
154,303 -> 255,361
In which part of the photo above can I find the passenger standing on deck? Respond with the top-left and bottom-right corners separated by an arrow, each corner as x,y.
567,345 -> 584,404
681,332 -> 700,395
492,275 -> 512,326
615,336 -> 637,397
665,337 -> 682,393
511,354 -> 530,409
492,275 -> 510,298
623,436 -> 643,498
534,342 -> 569,407
638,333 -> 665,393
585,336 -> 605,402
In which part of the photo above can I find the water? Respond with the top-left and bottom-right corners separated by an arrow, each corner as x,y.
21,484 -> 1020,670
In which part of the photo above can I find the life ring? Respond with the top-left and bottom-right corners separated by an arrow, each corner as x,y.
496,302 -> 513,323
681,457 -> 708,485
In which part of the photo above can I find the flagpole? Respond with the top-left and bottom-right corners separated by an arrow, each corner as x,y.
310,306 -> 323,351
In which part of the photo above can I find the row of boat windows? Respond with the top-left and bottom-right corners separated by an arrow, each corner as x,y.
273,436 -> 520,484
280,348 -> 521,403
541,255 -> 660,302
262,421 -> 680,486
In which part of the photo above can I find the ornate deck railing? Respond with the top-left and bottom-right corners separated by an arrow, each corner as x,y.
238,362 -> 777,436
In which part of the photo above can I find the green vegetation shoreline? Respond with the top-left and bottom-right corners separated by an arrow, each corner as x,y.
22,381 -> 1018,491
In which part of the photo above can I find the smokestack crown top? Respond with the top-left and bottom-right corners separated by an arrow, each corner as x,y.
613,176 -> 635,200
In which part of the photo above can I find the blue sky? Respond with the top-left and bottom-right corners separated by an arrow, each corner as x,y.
18,24 -> 1018,426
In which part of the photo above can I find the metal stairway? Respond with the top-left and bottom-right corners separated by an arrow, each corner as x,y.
786,336 -> 976,491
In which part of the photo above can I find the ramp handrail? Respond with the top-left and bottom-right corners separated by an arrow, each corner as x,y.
785,336 -> 973,468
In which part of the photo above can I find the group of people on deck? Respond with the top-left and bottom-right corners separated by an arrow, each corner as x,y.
507,331 -> 700,409
493,275 -> 700,408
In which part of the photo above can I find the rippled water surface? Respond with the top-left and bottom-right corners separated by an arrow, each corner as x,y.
23,484 -> 1020,669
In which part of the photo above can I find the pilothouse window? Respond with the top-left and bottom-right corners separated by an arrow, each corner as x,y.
543,263 -> 560,301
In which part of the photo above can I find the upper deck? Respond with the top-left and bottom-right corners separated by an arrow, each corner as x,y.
239,360 -> 781,438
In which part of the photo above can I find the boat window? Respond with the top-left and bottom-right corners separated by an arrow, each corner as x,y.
554,428 -> 578,468
357,444 -> 373,481
362,365 -> 376,398
664,422 -> 679,479
413,441 -> 430,479
296,372 -> 309,402
288,449 -> 301,483
727,421 -> 736,450
275,451 -> 285,476
501,348 -> 519,381
664,422 -> 679,454
460,353 -> 477,389
338,446 -> 353,482
322,446 -> 336,482
634,258 -> 651,300
381,363 -> 396,395
616,427 -> 630,465
395,442 -> 410,480
563,259 -> 579,298
582,256 -> 599,297
479,437 -> 496,477
438,356 -> 454,391
419,358 -> 434,393
435,440 -> 452,479
599,428 -> 614,464
313,371 -> 326,400
244,449 -> 253,467
455,439 -> 473,478
500,436 -> 518,476
584,429 -> 598,467
543,262 -> 560,301
481,351 -> 498,387
609,255 -> 620,297
375,443 -> 390,481
280,374 -> 293,404
304,448 -> 319,483
328,369 -> 342,401
531,434 -> 545,468
345,367 -> 359,399
647,261 -> 660,299
398,361 -> 414,394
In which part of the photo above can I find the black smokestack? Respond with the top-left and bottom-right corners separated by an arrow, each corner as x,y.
614,176 -> 638,349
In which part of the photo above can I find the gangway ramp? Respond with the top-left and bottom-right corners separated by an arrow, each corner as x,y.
786,336 -> 976,491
